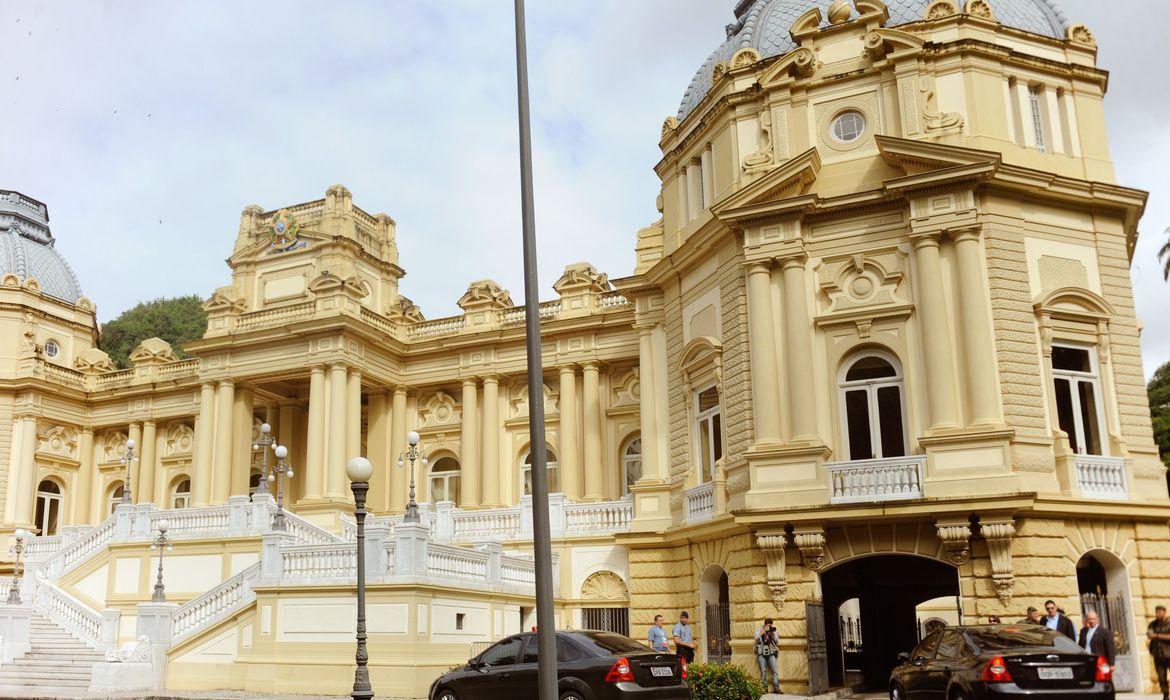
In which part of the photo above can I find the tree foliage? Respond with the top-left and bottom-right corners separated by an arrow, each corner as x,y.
1150,360 -> 1170,468
99,295 -> 207,368
1159,226 -> 1170,281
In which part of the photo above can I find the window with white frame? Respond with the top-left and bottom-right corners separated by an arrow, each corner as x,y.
108,483 -> 125,515
1028,84 -> 1046,152
622,437 -> 642,495
35,479 -> 62,535
839,353 -> 908,461
1051,345 -> 1106,455
522,449 -> 559,496
44,339 -> 60,359
171,478 -> 191,509
694,385 -> 722,483
429,457 -> 462,504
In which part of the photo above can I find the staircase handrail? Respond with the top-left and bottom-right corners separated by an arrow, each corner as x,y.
33,575 -> 103,648
41,512 -> 117,580
171,562 -> 260,645
267,502 -> 343,544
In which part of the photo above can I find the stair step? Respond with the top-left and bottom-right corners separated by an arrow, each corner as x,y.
14,658 -> 101,666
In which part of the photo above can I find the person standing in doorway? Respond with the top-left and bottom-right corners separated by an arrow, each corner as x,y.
1043,599 -> 1076,639
672,611 -> 696,663
1148,605 -> 1170,700
754,617 -> 781,694
648,614 -> 669,653
1079,611 -> 1116,665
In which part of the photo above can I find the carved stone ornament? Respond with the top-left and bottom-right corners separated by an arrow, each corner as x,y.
964,0 -> 995,19
553,262 -> 609,297
1066,23 -> 1096,47
742,108 -> 775,171
128,337 -> 178,366
386,295 -> 425,323
936,521 -> 972,565
791,48 -> 817,78
105,635 -> 152,663
38,425 -> 78,460
794,529 -> 827,570
864,31 -> 887,60
730,47 -> 761,70
581,571 -> 629,601
921,82 -> 965,133
661,116 -> 679,139
202,286 -> 247,315
711,61 -> 729,84
827,0 -> 853,25
74,347 -> 116,374
165,423 -> 195,457
981,519 -> 1016,605
924,0 -> 958,20
757,534 -> 789,609
457,279 -> 514,311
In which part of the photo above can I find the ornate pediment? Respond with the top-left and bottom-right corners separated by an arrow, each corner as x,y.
817,249 -> 908,315
102,431 -> 130,464
876,134 -> 999,176
553,263 -> 609,296
713,148 -> 821,225
202,286 -> 248,314
457,279 -> 513,311
37,425 -> 78,461
128,337 -> 178,365
610,368 -> 640,408
510,382 -> 555,419
581,571 -> 629,601
386,295 -> 425,323
419,391 -> 461,428
165,423 -> 195,457
74,347 -> 116,374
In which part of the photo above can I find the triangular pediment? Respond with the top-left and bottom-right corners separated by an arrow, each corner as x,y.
713,148 -> 821,223
875,135 -> 1000,175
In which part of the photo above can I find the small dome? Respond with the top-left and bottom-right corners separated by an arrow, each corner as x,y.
0,190 -> 84,303
677,0 -> 1068,121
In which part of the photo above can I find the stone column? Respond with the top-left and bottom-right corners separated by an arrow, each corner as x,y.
481,376 -> 501,507
211,379 -> 235,504
304,367 -> 326,500
558,365 -> 581,499
138,421 -> 157,507
192,382 -> 216,507
367,390 -> 389,513
582,362 -> 603,501
326,364 -> 348,499
231,387 -> 254,497
636,327 -> 661,481
781,256 -> 818,441
747,261 -> 784,445
389,388 -> 408,513
72,427 -> 96,525
911,234 -> 960,429
276,401 -> 301,501
952,228 -> 1000,426
12,416 -> 38,525
127,423 -> 143,503
347,369 -> 362,461
460,379 -> 480,507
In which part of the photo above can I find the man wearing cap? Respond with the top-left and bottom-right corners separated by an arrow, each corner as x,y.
672,611 -> 696,663
1018,606 -> 1042,625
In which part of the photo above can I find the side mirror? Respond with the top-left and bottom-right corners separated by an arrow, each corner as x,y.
898,652 -> 910,663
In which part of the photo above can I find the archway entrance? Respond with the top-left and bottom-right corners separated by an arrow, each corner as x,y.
699,566 -> 731,664
821,554 -> 960,689
1077,550 -> 1136,691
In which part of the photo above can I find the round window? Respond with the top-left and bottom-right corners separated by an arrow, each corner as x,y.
831,111 -> 866,143
44,339 -> 60,358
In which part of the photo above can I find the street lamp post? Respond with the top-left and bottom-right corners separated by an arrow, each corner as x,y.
149,519 -> 173,603
121,438 -> 138,504
346,456 -> 375,700
252,423 -> 275,497
7,528 -> 27,604
396,431 -> 427,522
270,445 -> 294,531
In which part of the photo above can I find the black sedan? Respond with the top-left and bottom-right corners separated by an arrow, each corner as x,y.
429,629 -> 691,700
890,625 -> 1114,700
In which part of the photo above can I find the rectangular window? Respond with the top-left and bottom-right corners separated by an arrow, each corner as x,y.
695,385 -> 723,483
455,613 -> 465,631
1028,85 -> 1046,152
1051,344 -> 1106,456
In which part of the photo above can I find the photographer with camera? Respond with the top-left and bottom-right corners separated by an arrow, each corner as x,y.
754,617 -> 781,694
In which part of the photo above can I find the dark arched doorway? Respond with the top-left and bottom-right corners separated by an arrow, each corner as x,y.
822,554 -> 960,689
700,565 -> 731,664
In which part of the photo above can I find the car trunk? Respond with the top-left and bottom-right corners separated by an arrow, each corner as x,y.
628,652 -> 685,687
1002,652 -> 1098,689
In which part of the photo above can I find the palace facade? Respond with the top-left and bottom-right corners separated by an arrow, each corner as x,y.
2,0 -> 1167,697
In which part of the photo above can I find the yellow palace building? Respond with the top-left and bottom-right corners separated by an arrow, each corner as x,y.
1,0 -> 1167,697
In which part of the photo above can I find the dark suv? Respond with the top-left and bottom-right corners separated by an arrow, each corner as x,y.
428,629 -> 691,700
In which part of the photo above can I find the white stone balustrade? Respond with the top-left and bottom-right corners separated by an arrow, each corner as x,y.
826,456 -> 926,504
685,483 -> 715,524
170,563 -> 259,645
1075,455 -> 1129,499
34,577 -> 105,648
564,497 -> 634,534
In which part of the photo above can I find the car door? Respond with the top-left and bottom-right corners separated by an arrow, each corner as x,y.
903,631 -> 942,700
461,635 -> 526,700
922,630 -> 965,700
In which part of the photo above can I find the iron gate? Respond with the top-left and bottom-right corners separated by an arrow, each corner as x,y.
807,600 -> 829,694
705,602 -> 732,664
581,607 -> 629,637
1081,593 -> 1133,691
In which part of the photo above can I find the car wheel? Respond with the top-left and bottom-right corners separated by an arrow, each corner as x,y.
434,689 -> 458,700
890,683 -> 905,700
559,691 -> 586,700
951,689 -> 969,700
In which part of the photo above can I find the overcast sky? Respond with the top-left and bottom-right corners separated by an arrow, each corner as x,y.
1,1 -> 1166,379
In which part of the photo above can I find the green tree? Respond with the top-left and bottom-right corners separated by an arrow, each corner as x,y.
1159,225 -> 1170,280
99,295 -> 207,368
1150,360 -> 1170,468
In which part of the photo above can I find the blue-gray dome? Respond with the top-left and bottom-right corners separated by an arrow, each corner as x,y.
678,0 -> 1068,120
0,190 -> 83,303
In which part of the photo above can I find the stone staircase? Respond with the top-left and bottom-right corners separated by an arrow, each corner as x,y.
0,613 -> 103,692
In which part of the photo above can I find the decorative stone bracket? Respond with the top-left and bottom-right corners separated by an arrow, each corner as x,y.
756,534 -> 789,610
936,519 -> 972,565
981,519 -> 1016,605
794,528 -> 827,570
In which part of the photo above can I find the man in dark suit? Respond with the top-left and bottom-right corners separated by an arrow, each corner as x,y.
1079,611 -> 1117,665
1043,599 -> 1076,639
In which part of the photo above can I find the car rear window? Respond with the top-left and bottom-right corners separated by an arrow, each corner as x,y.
968,628 -> 1083,652
571,631 -> 650,655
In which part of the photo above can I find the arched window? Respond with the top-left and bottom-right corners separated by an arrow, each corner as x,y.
171,478 -> 191,509
839,353 -> 907,461
107,483 -> 125,515
429,457 -> 461,505
522,449 -> 559,496
622,437 -> 642,495
34,480 -> 62,536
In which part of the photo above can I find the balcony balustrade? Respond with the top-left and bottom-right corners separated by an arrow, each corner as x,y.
825,455 -> 926,504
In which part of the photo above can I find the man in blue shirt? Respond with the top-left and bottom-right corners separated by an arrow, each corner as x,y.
648,614 -> 669,652
672,611 -> 696,662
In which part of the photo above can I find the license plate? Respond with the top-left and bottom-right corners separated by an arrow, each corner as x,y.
650,666 -> 674,678
1038,667 -> 1074,680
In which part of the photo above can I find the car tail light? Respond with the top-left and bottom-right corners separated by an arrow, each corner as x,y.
980,656 -> 1013,683
605,657 -> 634,683
1095,656 -> 1112,682
681,657 -> 687,679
